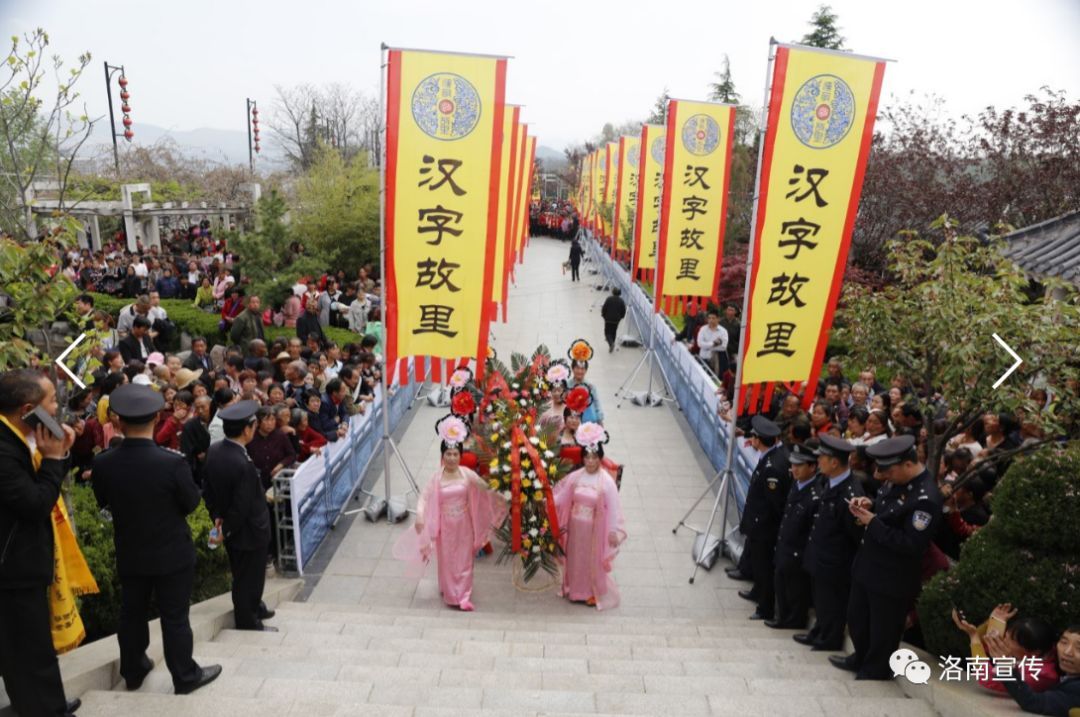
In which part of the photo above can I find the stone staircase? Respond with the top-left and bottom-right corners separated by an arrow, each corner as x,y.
73,600 -> 938,717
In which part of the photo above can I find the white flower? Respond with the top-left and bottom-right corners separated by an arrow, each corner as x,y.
512,383 -> 520,390
529,514 -> 538,523
532,388 -> 540,395
502,441 -> 511,450
532,545 -> 541,553
502,489 -> 511,499
528,470 -> 536,478
529,436 -> 540,445
543,450 -> 554,459
503,464 -> 511,474
519,399 -> 528,406
529,528 -> 539,537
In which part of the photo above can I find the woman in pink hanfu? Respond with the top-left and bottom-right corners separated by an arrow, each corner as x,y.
396,415 -> 506,611
554,422 -> 627,610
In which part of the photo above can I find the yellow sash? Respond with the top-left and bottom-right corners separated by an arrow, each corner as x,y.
0,415 -> 99,653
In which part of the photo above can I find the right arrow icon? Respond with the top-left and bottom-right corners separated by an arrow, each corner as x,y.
992,333 -> 1023,389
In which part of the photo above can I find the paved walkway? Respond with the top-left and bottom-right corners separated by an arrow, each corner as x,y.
307,235 -> 740,619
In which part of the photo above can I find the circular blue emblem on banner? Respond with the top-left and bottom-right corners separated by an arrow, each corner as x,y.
681,114 -> 721,156
411,73 -> 481,141
790,74 -> 855,149
627,144 -> 640,170
650,136 -> 666,165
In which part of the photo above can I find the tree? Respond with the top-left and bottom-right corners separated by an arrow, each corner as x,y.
267,83 -> 377,171
226,189 -> 320,306
0,29 -> 95,371
835,215 -> 1079,483
290,144 -> 380,272
646,87 -> 670,124
800,5 -> 845,50
708,55 -> 740,105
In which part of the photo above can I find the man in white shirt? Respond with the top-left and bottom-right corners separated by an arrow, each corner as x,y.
132,256 -> 148,278
696,308 -> 729,377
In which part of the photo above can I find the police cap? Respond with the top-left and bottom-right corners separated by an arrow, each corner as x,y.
817,434 -> 856,459
218,400 -> 259,425
750,415 -> 781,439
789,442 -> 819,465
109,384 -> 164,424
865,434 -> 917,467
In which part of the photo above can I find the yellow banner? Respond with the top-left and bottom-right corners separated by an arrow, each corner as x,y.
491,105 -> 520,321
655,100 -> 737,309
595,148 -> 606,235
385,49 -> 506,377
604,141 -> 618,238
632,124 -> 665,274
613,135 -> 640,255
741,44 -> 886,386
515,134 -> 536,262
509,122 -> 528,265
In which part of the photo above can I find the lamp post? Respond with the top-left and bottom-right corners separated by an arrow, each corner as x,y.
104,61 -> 132,174
246,98 -> 260,174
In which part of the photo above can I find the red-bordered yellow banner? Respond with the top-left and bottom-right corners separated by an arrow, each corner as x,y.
654,100 -> 737,313
509,122 -> 528,267
613,135 -> 639,261
604,141 -> 618,240
385,48 -> 506,384
632,124 -> 665,278
515,134 -> 536,263
491,105 -> 520,322
740,43 -> 886,394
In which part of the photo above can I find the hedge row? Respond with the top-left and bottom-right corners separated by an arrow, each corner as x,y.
89,293 -> 360,350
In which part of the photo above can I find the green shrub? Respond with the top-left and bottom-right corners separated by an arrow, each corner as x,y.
70,484 -> 231,642
917,442 -> 1080,659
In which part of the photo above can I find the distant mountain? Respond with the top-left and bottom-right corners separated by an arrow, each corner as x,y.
535,144 -> 567,170
84,120 -> 288,169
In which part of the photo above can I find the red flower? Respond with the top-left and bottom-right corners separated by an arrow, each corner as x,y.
451,390 -> 476,417
565,386 -> 591,414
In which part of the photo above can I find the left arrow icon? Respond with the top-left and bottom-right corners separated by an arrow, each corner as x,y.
55,333 -> 87,389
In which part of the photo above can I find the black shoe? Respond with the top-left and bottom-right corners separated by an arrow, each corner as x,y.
257,606 -> 275,620
764,619 -> 804,630
748,612 -> 771,621
812,643 -> 844,652
608,343 -> 614,353
829,654 -> 858,672
737,589 -> 758,602
258,625 -> 279,632
724,567 -> 752,581
66,697 -> 81,714
124,657 -> 155,691
175,664 -> 223,695
792,633 -> 816,646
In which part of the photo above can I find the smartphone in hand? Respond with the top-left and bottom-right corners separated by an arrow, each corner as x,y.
22,405 -> 65,440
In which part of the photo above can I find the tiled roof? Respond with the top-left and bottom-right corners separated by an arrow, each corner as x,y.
1002,211 -> 1080,286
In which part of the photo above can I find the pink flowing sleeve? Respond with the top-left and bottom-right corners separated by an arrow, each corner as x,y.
595,472 -> 626,611
464,468 -> 508,551
553,469 -> 580,547
391,471 -> 441,578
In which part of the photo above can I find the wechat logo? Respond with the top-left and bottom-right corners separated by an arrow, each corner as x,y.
891,648 -> 931,684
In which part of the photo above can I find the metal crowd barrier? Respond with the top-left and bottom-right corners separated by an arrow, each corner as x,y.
273,371 -> 418,574
584,231 -> 757,513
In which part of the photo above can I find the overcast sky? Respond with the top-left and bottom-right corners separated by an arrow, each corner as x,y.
6,0 -> 1079,152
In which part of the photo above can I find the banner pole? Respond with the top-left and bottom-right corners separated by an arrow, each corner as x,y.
686,38 -> 778,583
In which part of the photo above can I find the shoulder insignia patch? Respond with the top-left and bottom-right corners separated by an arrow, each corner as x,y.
912,510 -> 932,531
766,477 -> 778,490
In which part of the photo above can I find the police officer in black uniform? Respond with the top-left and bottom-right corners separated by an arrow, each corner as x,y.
830,435 -> 942,680
203,401 -> 276,632
767,441 -> 821,630
737,415 -> 791,621
91,384 -> 222,694
796,434 -> 864,651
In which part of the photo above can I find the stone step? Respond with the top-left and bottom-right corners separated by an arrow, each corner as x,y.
77,679 -> 933,716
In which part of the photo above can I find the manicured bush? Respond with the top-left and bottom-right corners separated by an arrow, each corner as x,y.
917,442 -> 1080,660
70,483 -> 232,642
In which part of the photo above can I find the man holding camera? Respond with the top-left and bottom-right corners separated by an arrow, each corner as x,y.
0,370 -> 80,716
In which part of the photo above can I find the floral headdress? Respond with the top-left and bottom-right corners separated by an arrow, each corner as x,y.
545,360 -> 570,390
565,385 -> 592,416
435,414 -> 470,449
450,389 -> 476,419
568,339 -> 593,369
575,422 -> 609,454
448,366 -> 473,390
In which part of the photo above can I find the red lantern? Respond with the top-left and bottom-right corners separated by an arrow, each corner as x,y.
121,103 -> 131,113
122,116 -> 133,128
252,107 -> 259,117
120,90 -> 130,101
118,76 -> 128,88
252,118 -> 259,127
254,143 -> 261,153
123,129 -> 134,140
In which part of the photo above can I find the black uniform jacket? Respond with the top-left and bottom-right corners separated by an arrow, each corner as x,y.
203,439 -> 270,551
775,475 -> 822,571
803,471 -> 865,579
92,437 -> 201,577
851,469 -> 942,599
739,444 -> 791,542
0,420 -> 67,588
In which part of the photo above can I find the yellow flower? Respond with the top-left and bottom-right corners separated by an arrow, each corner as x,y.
542,520 -> 549,529
533,490 -> 543,502
547,542 -> 556,551
521,458 -> 532,469
488,479 -> 500,490
525,416 -> 533,424
521,478 -> 532,488
489,458 -> 499,469
522,537 -> 532,549
490,433 -> 499,442
539,441 -> 547,451
519,493 -> 527,504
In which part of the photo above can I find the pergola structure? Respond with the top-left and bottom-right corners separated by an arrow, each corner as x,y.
26,180 -> 261,252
